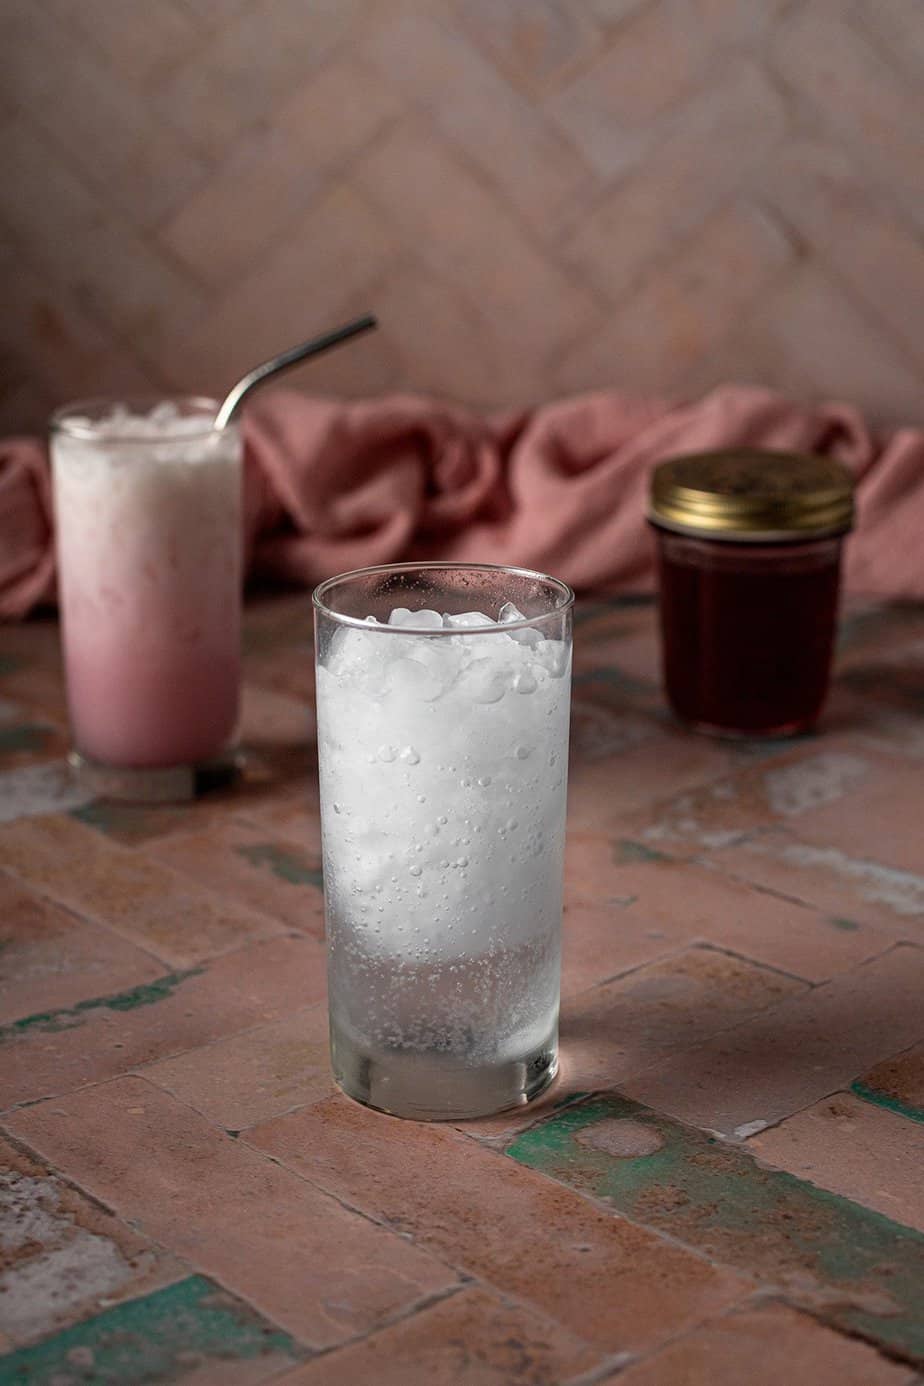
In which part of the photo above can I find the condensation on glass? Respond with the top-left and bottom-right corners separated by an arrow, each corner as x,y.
313,562 -> 574,1120
51,397 -> 242,802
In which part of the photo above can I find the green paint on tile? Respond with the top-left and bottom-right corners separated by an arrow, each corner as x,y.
237,842 -> 323,890
577,595 -> 655,620
0,724 -> 52,753
828,917 -> 860,932
70,800 -> 190,844
730,734 -> 812,762
836,611 -> 880,651
613,839 -> 670,865
0,1274 -> 299,1384
571,601 -> 613,627
834,604 -> 921,652
840,667 -> 924,713
1,969 -> 203,1041
851,1079 -> 924,1126
573,667 -> 656,698
611,594 -> 656,609
508,1094 -> 924,1365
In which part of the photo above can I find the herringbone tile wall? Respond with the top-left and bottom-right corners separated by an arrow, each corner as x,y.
2,0 -> 923,435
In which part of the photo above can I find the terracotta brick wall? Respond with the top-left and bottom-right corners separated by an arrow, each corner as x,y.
2,0 -> 923,433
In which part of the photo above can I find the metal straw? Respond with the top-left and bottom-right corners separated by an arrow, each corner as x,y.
214,313 -> 378,429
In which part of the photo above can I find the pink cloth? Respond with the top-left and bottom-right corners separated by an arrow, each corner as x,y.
3,384 -> 922,619
0,435 -> 55,619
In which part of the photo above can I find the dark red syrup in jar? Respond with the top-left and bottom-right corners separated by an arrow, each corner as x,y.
649,450 -> 854,739
656,531 -> 843,736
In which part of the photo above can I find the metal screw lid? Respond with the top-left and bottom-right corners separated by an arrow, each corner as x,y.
649,449 -> 855,540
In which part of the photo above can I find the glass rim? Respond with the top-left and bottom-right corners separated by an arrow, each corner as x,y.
50,395 -> 224,443
312,561 -> 575,636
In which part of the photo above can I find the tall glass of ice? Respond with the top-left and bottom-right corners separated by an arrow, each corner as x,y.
313,562 -> 573,1120
51,397 -> 242,802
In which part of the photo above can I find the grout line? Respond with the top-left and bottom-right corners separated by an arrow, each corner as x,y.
563,1353 -> 637,1386
0,863 -> 176,979
136,999 -> 327,1079
559,1286 -> 799,1386
3,1073 -> 468,1344
0,855 -> 293,978
692,851 -> 832,910
277,1280 -> 470,1372
688,938 -> 816,987
0,984 -> 327,1121
447,1108 -> 762,1286
565,940 -> 693,995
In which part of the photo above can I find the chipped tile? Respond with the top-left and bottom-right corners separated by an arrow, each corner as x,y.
249,1093 -> 749,1355
612,1302 -> 912,1386
0,935 -> 325,1109
149,822 -> 324,939
622,944 -> 924,1136
854,1043 -> 924,1125
0,874 -> 165,1025
0,1274 -> 298,1381
0,814 -> 286,966
0,1134 -> 182,1347
279,1283 -> 600,1385
9,1078 -> 459,1348
142,1004 -> 334,1131
706,830 -> 924,931
509,1094 -> 924,1364
0,764 -> 93,825
752,1091 -> 924,1233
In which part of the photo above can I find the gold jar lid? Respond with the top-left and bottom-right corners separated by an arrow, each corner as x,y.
649,449 -> 855,540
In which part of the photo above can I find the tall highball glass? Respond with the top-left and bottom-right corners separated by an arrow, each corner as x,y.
313,563 -> 573,1120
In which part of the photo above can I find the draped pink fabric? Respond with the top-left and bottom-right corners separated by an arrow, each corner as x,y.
0,434 -> 56,619
3,384 -> 922,619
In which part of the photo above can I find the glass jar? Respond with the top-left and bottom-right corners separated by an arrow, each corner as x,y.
648,450 -> 854,738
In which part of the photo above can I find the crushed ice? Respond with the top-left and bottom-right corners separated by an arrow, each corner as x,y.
323,603 -> 568,704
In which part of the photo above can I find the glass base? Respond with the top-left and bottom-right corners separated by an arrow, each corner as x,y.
68,747 -> 244,804
331,1022 -> 558,1122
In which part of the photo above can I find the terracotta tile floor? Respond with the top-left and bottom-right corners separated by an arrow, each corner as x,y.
1,594 -> 922,1384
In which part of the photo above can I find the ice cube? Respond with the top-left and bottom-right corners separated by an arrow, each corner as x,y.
498,601 -> 541,644
534,639 -> 569,678
387,656 -> 446,702
101,403 -> 132,434
325,625 -> 389,695
388,607 -> 443,630
506,626 -> 542,648
149,401 -> 180,429
411,608 -> 444,630
443,610 -> 492,628
456,657 -> 507,704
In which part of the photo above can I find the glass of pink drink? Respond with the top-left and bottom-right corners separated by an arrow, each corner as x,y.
51,397 -> 243,802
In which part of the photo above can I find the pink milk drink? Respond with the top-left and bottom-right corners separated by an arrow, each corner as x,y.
50,398 -> 243,801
